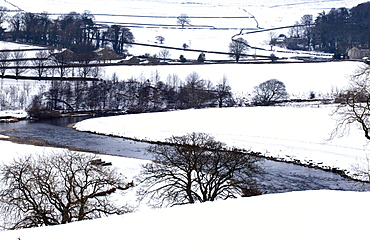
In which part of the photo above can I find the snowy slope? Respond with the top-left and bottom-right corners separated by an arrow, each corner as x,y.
2,0 -> 367,59
0,190 -> 369,247
1,1 -> 370,245
1,123 -> 369,246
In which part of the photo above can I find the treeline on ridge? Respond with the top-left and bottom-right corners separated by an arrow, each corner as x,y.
286,2 -> 370,55
0,9 -> 134,56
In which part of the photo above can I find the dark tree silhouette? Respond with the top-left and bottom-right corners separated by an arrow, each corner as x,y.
252,79 -> 288,105
229,38 -> 249,62
138,132 -> 263,207
0,151 -> 132,229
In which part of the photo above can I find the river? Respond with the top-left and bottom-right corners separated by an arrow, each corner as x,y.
0,116 -> 368,193
0,116 -> 151,159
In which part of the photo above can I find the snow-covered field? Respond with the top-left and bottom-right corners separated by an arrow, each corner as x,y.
1,114 -> 370,245
1,0 -> 370,245
74,104 -> 370,178
1,0 -> 367,60
102,61 -> 363,99
0,188 -> 369,247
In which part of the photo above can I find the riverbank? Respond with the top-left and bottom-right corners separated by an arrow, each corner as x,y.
73,105 -> 370,181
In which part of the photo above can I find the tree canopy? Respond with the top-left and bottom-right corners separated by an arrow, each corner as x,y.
138,132 -> 264,207
229,38 -> 249,62
0,151 -> 132,230
5,10 -> 134,55
252,79 -> 289,106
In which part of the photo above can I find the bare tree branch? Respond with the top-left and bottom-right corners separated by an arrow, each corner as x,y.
0,151 -> 132,229
137,133 -> 264,207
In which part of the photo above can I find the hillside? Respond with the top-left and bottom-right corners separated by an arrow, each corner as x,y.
0,190 -> 369,247
1,1 -> 370,246
1,0 -> 367,60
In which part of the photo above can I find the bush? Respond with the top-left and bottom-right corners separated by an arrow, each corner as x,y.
179,55 -> 187,62
26,95 -> 61,119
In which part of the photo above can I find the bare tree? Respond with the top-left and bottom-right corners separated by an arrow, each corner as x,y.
300,14 -> 314,50
289,21 -> 301,38
229,38 -> 249,62
76,53 -> 94,79
332,65 -> 370,140
0,7 -> 8,25
177,14 -> 191,28
12,50 -> 29,78
252,79 -> 288,105
32,50 -> 50,79
216,75 -> 234,107
0,151 -> 132,229
138,132 -> 263,207
0,7 -> 8,38
0,51 -> 10,77
158,49 -> 170,60
51,49 -> 74,78
182,72 -> 207,108
267,32 -> 278,50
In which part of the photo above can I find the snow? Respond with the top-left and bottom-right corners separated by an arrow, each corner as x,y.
0,189 -> 369,247
74,105 -> 370,178
1,0 -> 370,245
102,61 -> 362,98
2,0 -> 367,61
1,124 -> 369,246
0,110 -> 27,118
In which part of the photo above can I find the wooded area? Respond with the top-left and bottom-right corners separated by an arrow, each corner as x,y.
286,2 -> 370,55
26,72 -> 235,118
0,9 -> 134,56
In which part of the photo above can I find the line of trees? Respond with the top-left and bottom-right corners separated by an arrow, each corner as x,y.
27,72 -> 235,117
0,48 -> 106,80
287,2 -> 370,54
0,79 -> 34,111
0,9 -> 134,55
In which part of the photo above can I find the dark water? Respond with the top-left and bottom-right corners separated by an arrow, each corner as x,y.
0,116 -> 151,160
0,117 -> 368,193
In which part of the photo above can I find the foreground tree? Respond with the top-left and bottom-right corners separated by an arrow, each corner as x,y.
138,133 -> 263,207
331,64 -> 370,182
0,151 -> 132,229
229,37 -> 249,62
252,79 -> 288,105
333,65 -> 370,140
